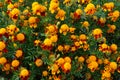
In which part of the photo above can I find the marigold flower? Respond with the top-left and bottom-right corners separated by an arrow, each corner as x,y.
110,44 -> 117,52
79,34 -> 87,43
101,71 -> 111,80
34,40 -> 41,46
63,0 -> 71,4
97,17 -> 106,26
89,55 -> 97,61
28,17 -> 38,28
88,61 -> 98,72
107,24 -> 116,33
57,45 -> 63,51
32,3 -> 46,16
64,45 -> 70,52
49,1 -> 59,14
59,24 -> 69,35
56,58 -> 65,66
11,59 -> 20,67
55,9 -> 66,21
109,62 -> 117,70
0,57 -> 7,65
43,38 -> 52,46
42,71 -> 48,77
15,50 -> 23,58
52,64 -> 59,72
92,28 -> 102,39
103,59 -> 109,64
108,10 -> 119,22
16,33 -> 25,41
82,21 -> 90,28
71,9 -> 82,20
10,8 -> 20,20
7,3 -> 14,10
2,63 -> 11,71
64,57 -> 71,63
50,35 -> 58,43
69,27 -> 76,33
62,62 -> 71,73
0,28 -> 6,35
78,56 -> 85,63
35,58 -> 43,67
0,41 -> 6,51
103,2 -> 114,11
19,68 -> 29,79
84,3 -> 96,15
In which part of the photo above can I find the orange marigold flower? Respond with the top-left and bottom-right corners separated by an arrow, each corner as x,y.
55,9 -> 66,21
62,62 -> 71,73
59,24 -> 69,35
92,28 -> 102,39
0,57 -> 7,65
28,16 -> 38,28
50,35 -> 58,43
0,41 -> 6,51
49,1 -> 59,14
15,49 -> 23,58
103,2 -> 114,11
57,45 -> 64,51
10,8 -> 20,20
11,59 -> 20,68
109,62 -> 117,70
78,56 -> 85,63
88,61 -> 98,72
110,44 -> 117,52
19,68 -> 29,79
16,33 -> 25,41
42,71 -> 48,77
35,58 -> 43,67
84,3 -> 96,15
64,57 -> 71,63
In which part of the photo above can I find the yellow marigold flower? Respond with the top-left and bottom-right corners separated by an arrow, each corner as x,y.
59,24 -> 69,35
110,44 -> 117,52
109,10 -> 120,22
62,62 -> 71,72
42,71 -> 48,77
32,4 -> 46,16
2,63 -> 11,71
71,9 -> 82,20
49,1 -> 59,14
89,55 -> 97,61
10,8 -> 20,20
101,71 -> 111,80
20,68 -> 29,78
0,41 -> 6,51
56,9 -> 66,21
0,57 -> 7,65
50,35 -> 58,43
82,21 -> 90,28
16,33 -> 25,41
70,35 -> 77,40
64,57 -> 71,63
56,58 -> 65,66
64,45 -> 70,51
84,3 -> 96,15
0,28 -> 6,35
7,3 -> 14,10
78,56 -> 85,63
57,45 -> 63,51
34,40 -> 41,46
109,62 -> 117,70
92,28 -> 102,39
69,27 -> 76,33
11,59 -> 20,67
88,61 -> 98,72
74,41 -> 80,47
35,58 -> 43,67
15,50 -> 23,58
71,46 -> 76,52
43,38 -> 52,46
32,2 -> 39,8
6,25 -> 19,35
79,34 -> 87,41
28,17 -> 38,28
103,2 -> 114,11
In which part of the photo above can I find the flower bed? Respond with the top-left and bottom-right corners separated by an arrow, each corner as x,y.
0,0 -> 120,80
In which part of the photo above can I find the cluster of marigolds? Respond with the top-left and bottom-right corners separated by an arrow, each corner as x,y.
0,0 -> 120,80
